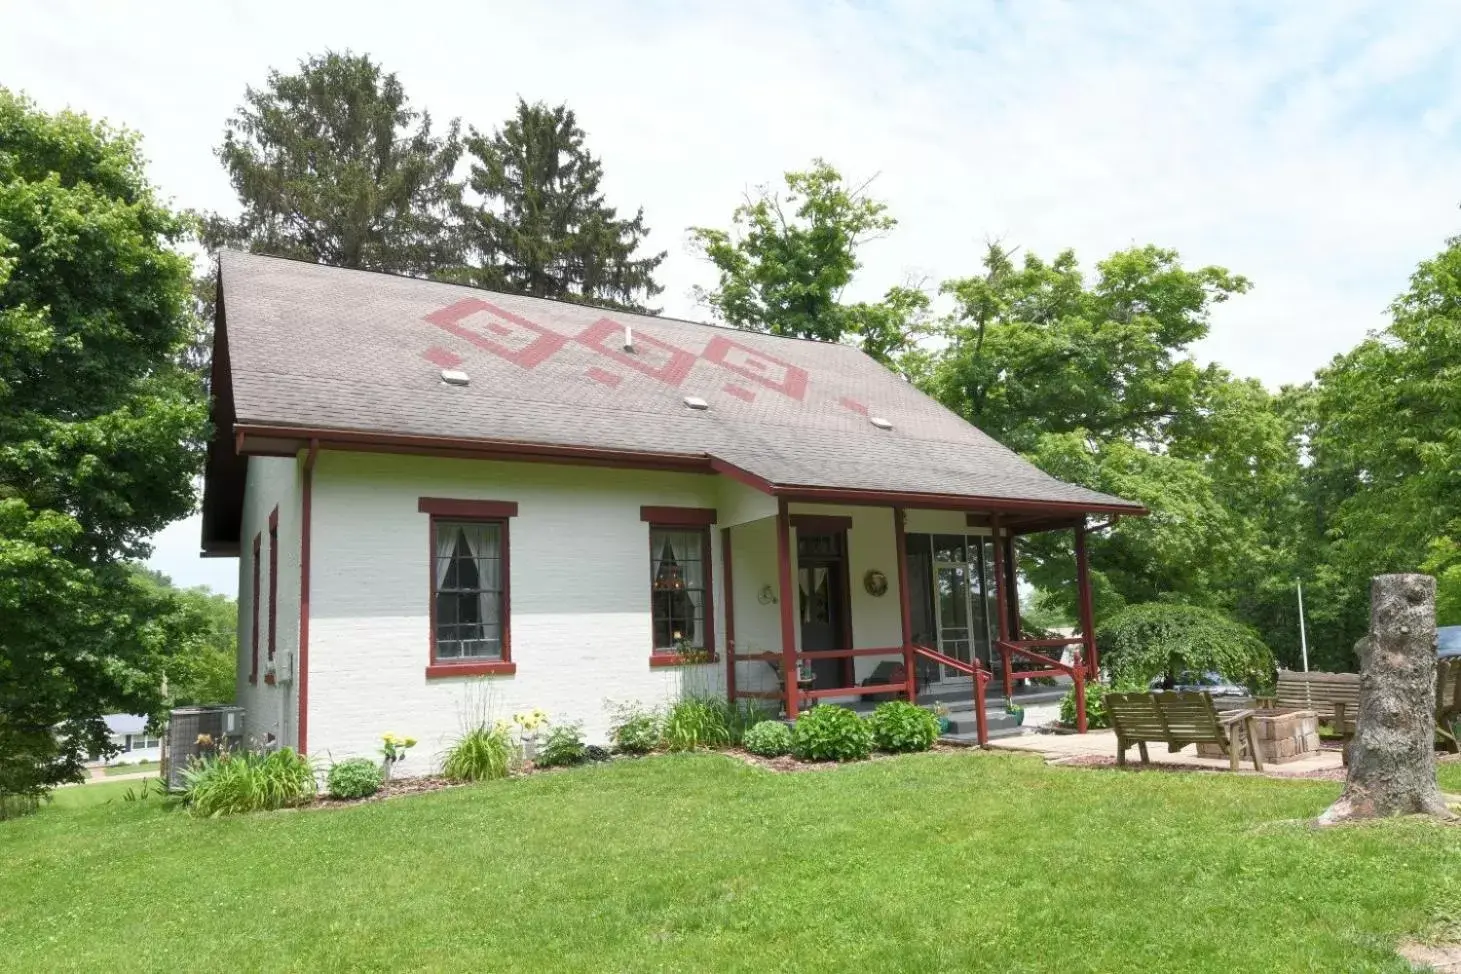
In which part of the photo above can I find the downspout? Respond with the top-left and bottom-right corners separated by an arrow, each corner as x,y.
297,439 -> 319,754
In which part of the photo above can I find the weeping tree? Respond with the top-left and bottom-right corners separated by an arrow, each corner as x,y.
1098,602 -> 1275,692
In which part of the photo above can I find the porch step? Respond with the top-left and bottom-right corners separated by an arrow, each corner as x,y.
941,725 -> 1029,744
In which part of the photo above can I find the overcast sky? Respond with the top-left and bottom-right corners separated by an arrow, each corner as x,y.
7,0 -> 1461,596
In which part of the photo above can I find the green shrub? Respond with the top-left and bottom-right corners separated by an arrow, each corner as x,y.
442,724 -> 514,782
1098,602 -> 1275,693
742,720 -> 793,757
536,722 -> 588,768
609,703 -> 662,754
1059,681 -> 1111,729
866,700 -> 940,753
663,697 -> 733,752
326,758 -> 383,799
585,744 -> 611,762
792,705 -> 873,762
181,747 -> 317,816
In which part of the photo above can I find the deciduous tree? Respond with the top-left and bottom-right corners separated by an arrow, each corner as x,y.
0,91 -> 208,808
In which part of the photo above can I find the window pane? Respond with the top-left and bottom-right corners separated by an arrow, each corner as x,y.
650,527 -> 708,652
434,519 -> 504,661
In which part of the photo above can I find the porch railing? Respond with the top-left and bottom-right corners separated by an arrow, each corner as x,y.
996,638 -> 1087,733
911,643 -> 991,746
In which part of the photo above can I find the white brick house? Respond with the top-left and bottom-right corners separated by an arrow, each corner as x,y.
202,253 -> 1143,770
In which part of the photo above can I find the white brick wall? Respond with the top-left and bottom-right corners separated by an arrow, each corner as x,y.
234,455 -> 303,749
305,453 -> 731,772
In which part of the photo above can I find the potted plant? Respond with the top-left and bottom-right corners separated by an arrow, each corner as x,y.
929,702 -> 951,735
1005,703 -> 1026,726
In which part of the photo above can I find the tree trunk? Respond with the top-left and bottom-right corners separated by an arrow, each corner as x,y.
1319,574 -> 1455,824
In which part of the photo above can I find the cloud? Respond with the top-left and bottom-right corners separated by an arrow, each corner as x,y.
5,0 -> 1460,591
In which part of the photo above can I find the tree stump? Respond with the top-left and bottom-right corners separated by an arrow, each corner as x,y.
1319,574 -> 1455,824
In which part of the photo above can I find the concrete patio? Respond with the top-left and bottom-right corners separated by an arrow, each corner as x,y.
988,728 -> 1347,777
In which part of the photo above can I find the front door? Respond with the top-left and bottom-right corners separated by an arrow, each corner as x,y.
798,531 -> 852,689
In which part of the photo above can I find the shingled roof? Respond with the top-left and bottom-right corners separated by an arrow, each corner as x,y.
201,251 -> 1142,552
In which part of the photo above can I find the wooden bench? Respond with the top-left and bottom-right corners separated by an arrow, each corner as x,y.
1436,659 -> 1461,753
1106,691 -> 1264,772
1261,670 -> 1360,740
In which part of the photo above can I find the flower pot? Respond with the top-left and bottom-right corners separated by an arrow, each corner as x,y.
936,716 -> 951,735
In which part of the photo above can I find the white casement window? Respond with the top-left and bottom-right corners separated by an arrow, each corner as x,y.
432,520 -> 506,661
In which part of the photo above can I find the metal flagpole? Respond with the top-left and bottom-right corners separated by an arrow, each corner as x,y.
1297,577 -> 1310,673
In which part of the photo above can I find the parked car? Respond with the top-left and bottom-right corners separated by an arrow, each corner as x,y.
1148,671 -> 1249,697
1439,626 -> 1461,659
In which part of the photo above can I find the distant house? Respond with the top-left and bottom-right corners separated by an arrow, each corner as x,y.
200,252 -> 1144,771
99,715 -> 160,764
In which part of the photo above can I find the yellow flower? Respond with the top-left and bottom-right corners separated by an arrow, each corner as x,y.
403,737 -> 417,748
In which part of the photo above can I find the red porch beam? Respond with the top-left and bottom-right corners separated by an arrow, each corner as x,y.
1004,533 -> 1021,639
1075,524 -> 1098,679
894,507 -> 916,703
991,514 -> 1012,700
775,497 -> 799,719
722,526 -> 736,704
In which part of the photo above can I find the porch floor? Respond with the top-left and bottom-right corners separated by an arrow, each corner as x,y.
986,729 -> 1347,777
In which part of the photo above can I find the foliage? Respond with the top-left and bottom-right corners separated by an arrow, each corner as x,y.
689,160 -> 929,367
535,722 -> 588,768
0,90 -> 209,805
448,99 -> 664,312
1060,682 -> 1112,729
865,700 -> 940,753
792,705 -> 873,762
584,744 -> 611,763
326,758 -> 384,800
181,747 -> 316,816
608,702 -> 662,755
380,732 -> 417,766
130,567 -> 236,705
662,697 -> 733,752
201,50 -> 462,275
1099,602 -> 1275,692
442,724 -> 514,783
742,720 -> 793,757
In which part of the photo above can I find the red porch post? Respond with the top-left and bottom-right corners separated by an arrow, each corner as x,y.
893,507 -> 915,702
1004,533 -> 1021,640
990,515 -> 1013,700
722,526 -> 736,704
1074,523 -> 1098,680
776,497 -> 799,719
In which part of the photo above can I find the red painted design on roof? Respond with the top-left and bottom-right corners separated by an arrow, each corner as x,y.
576,318 -> 697,388
723,383 -> 755,403
702,335 -> 809,401
424,298 -> 567,370
838,396 -> 868,416
422,346 -> 464,369
585,366 -> 622,388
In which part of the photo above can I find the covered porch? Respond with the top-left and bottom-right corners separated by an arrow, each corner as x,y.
717,486 -> 1124,745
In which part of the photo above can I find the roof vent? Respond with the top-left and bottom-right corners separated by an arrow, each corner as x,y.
440,369 -> 470,386
683,395 -> 709,411
623,325 -> 634,353
870,416 -> 893,430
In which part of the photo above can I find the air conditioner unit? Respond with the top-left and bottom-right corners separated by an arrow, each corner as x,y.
161,705 -> 246,791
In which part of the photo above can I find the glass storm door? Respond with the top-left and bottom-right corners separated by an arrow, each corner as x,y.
933,561 -> 974,681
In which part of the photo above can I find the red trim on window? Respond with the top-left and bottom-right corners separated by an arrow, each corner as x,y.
249,533 -> 261,684
426,661 -> 518,678
425,500 -> 516,679
789,514 -> 852,532
418,497 -> 519,519
647,523 -> 716,660
639,505 -> 717,526
267,506 -> 279,662
649,652 -> 720,668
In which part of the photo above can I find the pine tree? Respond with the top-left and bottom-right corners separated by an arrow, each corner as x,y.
202,50 -> 463,276
451,100 -> 664,312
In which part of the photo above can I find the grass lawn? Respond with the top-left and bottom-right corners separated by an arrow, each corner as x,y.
102,761 -> 159,777
4,754 -> 1461,973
